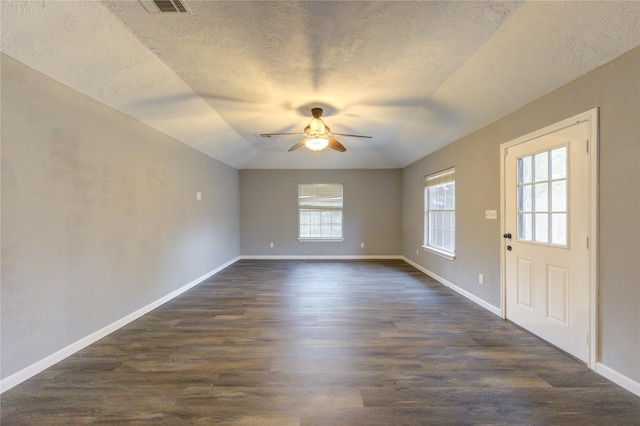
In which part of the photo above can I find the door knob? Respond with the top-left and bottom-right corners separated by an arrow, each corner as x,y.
503,233 -> 512,239
507,245 -> 512,251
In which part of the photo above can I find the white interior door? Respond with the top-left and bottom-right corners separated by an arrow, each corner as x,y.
504,121 -> 591,363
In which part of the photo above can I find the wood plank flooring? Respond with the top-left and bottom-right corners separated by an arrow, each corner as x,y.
2,260 -> 639,425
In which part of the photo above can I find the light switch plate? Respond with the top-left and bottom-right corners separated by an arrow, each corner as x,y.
485,210 -> 497,220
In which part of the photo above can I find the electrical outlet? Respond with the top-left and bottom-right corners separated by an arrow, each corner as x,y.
196,191 -> 202,201
416,248 -> 419,255
479,273 -> 484,284
270,242 -> 274,248
361,242 -> 364,248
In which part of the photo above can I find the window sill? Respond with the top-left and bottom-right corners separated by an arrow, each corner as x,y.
298,238 -> 344,242
422,245 -> 456,261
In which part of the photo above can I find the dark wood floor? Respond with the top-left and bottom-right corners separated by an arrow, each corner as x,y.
2,260 -> 639,425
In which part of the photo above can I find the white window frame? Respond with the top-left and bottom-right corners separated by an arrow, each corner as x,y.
423,168 -> 456,260
298,183 -> 344,242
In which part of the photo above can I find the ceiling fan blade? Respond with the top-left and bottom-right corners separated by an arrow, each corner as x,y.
288,139 -> 308,152
327,137 -> 347,152
331,132 -> 372,139
261,132 -> 305,138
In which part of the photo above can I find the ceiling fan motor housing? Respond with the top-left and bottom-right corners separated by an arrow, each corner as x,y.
307,117 -> 327,136
311,107 -> 323,118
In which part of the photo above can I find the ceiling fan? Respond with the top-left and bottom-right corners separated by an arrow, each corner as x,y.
260,107 -> 371,152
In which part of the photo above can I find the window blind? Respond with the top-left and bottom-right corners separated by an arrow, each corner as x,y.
298,184 -> 343,239
425,168 -> 455,187
298,184 -> 343,209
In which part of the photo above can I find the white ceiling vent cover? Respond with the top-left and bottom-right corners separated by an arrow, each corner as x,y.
140,0 -> 190,14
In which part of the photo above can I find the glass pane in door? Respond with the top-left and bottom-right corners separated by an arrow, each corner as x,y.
517,145 -> 568,246
551,146 -> 567,179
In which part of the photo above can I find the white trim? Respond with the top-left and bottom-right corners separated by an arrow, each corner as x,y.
587,110 -> 599,370
0,256 -> 240,394
500,139 -> 507,319
240,255 -> 403,260
421,245 -> 456,260
499,108 -> 599,369
595,363 -> 640,397
297,238 -> 344,242
4,254 -> 635,399
404,255 -> 640,397
402,256 -> 502,317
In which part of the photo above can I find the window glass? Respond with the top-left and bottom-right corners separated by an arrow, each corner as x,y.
534,183 -> 548,212
517,145 -> 567,246
534,151 -> 548,182
519,156 -> 532,184
551,181 -> 566,212
550,146 -> 567,179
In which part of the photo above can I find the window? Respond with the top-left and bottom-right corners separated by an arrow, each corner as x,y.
424,168 -> 455,259
517,145 -> 567,246
298,183 -> 343,240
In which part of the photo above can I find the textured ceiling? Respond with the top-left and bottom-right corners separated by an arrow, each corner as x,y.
2,1 -> 640,169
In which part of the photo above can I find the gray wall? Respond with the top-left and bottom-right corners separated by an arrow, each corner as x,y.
240,169 -> 402,256
403,46 -> 640,381
1,55 -> 240,380
3,43 -> 638,387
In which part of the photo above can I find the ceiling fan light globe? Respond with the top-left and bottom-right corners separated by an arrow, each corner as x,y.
305,138 -> 329,151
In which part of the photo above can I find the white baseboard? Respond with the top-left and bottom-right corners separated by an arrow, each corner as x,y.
0,256 -> 240,394
596,362 -> 640,397
402,256 -> 502,317
5,255 -> 638,401
239,255 -> 404,260
402,258 -> 640,398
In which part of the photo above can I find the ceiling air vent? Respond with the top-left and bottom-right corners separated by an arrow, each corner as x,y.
140,0 -> 190,14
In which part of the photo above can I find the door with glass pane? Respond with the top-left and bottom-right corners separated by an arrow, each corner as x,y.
504,121 -> 590,362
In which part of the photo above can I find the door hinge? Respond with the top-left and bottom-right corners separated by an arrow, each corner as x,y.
586,139 -> 589,153
586,236 -> 589,249
586,332 -> 589,345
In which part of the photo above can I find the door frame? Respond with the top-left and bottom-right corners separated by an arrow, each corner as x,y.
499,108 -> 599,369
